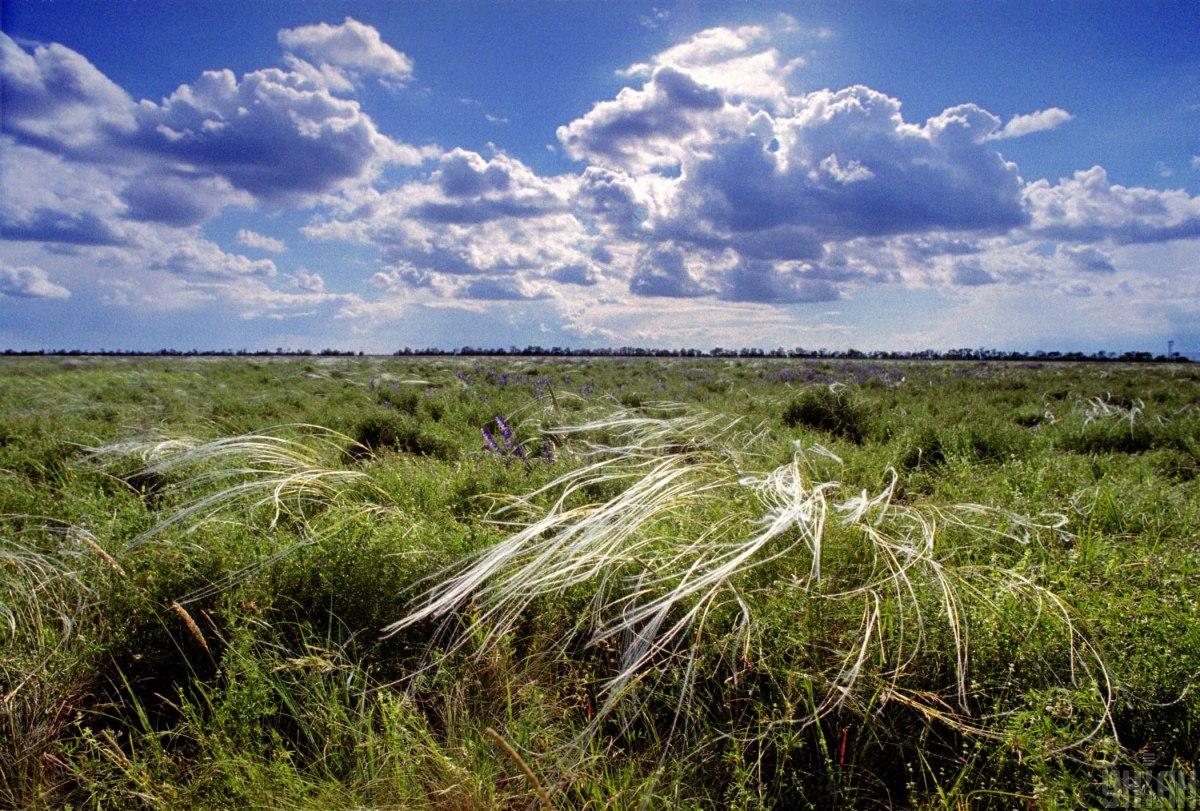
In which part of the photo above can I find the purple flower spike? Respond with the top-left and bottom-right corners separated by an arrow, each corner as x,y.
481,426 -> 501,454
495,415 -> 515,445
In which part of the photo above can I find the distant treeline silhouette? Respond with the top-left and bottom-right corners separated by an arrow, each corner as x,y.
2,346 -> 1188,362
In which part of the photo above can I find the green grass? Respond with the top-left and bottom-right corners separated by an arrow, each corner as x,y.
0,356 -> 1197,808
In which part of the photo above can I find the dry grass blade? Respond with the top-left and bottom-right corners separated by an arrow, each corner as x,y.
485,727 -> 553,810
170,601 -> 210,655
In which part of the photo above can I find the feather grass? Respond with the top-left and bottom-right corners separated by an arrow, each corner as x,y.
88,424 -> 380,551
387,405 -> 1114,771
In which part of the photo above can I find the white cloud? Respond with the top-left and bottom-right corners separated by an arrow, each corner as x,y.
0,33 -> 136,154
0,30 -> 414,227
1025,166 -> 1200,244
277,17 -> 413,85
289,267 -> 326,292
988,107 -> 1073,140
148,237 -> 277,279
1058,244 -> 1115,274
280,53 -> 355,94
558,66 -> 736,172
0,263 -> 70,299
461,275 -> 549,301
133,64 -> 398,199
306,148 -> 593,284
617,25 -> 797,104
235,229 -> 287,253
0,141 -> 130,245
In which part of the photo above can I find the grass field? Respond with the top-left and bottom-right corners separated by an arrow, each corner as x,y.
1,356 -> 1197,809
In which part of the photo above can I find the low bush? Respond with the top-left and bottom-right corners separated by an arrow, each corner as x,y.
782,386 -> 872,442
1058,419 -> 1156,454
349,410 -> 460,461
893,424 -> 946,470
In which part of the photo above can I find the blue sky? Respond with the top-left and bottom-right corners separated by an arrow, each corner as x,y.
2,1 -> 1198,353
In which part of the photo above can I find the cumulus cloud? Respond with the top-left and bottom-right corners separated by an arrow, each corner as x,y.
950,260 -> 998,286
1058,244 -> 1116,274
616,25 -> 798,104
672,92 -> 1026,245
558,66 -> 731,172
719,260 -> 840,303
547,28 -> 1200,308
629,246 -> 710,297
989,107 -> 1073,140
121,171 -> 250,226
0,27 -> 415,239
280,53 -> 356,94
235,229 -> 287,253
0,142 -> 130,244
549,263 -> 599,286
278,17 -> 413,85
0,32 -> 135,155
302,22 -> 1200,316
148,238 -> 277,279
0,263 -> 70,299
1,206 -> 126,246
0,23 -> 426,330
7,19 -> 1200,341
1025,166 -> 1200,244
305,148 -> 595,287
131,65 -> 397,199
289,267 -> 326,292
461,276 -> 549,301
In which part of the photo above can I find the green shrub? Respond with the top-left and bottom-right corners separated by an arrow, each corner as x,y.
348,410 -> 460,461
1058,420 -> 1155,454
782,386 -> 871,442
376,386 -> 420,414
893,424 -> 946,470
946,420 -> 1029,463
1013,405 -> 1045,427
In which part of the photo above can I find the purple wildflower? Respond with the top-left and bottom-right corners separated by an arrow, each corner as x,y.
481,426 -> 502,454
495,415 -> 515,445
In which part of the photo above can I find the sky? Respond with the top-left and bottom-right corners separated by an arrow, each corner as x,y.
1,1 -> 1198,354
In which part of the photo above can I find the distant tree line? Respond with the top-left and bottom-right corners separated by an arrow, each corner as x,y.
400,346 -> 1189,362
1,346 -> 1188,362
2,348 -> 365,357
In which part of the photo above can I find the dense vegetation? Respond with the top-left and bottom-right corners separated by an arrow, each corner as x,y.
1,356 -> 1197,808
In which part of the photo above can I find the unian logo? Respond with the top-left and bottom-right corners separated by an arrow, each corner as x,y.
1100,750 -> 1198,809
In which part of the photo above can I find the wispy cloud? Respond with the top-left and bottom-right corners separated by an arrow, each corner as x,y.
235,229 -> 287,254
988,107 -> 1073,140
